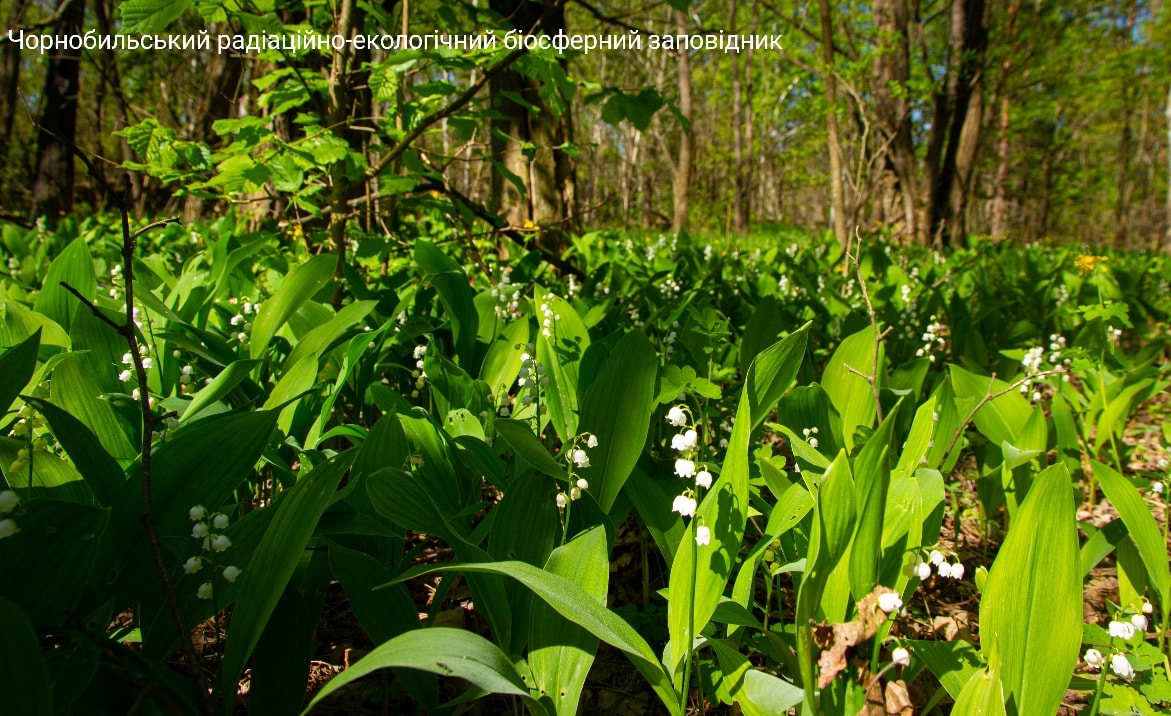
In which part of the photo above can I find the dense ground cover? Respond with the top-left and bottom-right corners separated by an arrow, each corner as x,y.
1,214 -> 1169,715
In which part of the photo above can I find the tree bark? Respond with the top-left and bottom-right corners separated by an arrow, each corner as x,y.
671,8 -> 693,233
489,0 -> 576,249
0,0 -> 31,177
871,0 -> 918,242
1165,83 -> 1171,253
819,0 -> 848,247
927,0 -> 987,246
32,0 -> 86,220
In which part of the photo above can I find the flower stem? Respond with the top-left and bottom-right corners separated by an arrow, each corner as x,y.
1087,669 -> 1106,716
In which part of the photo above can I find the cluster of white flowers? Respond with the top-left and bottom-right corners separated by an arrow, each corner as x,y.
225,297 -> 258,345
410,345 -> 427,398
539,300 -> 561,339
565,274 -> 579,299
703,244 -> 714,262
152,416 -> 181,445
660,276 -> 682,301
1018,334 -> 1071,403
915,316 -> 948,363
186,505 -> 242,600
1152,457 -> 1169,494
661,321 -> 679,360
490,268 -> 524,319
666,404 -> 713,546
1084,604 -> 1153,681
0,490 -> 21,540
555,433 -> 599,508
6,256 -> 20,276
802,426 -> 820,450
914,549 -> 965,581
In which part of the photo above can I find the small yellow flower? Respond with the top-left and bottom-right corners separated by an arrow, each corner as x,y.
1074,254 -> 1107,274
292,223 -> 304,240
523,219 -> 536,229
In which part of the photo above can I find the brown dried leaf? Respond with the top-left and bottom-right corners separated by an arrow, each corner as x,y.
884,680 -> 913,715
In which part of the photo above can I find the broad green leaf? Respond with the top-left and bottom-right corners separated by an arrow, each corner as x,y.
415,240 -> 479,367
181,359 -> 261,422
908,639 -> 984,700
262,355 -> 318,432
1094,379 -> 1155,454
34,237 -> 95,330
534,286 -> 590,442
0,300 -> 70,349
822,326 -> 882,451
529,526 -> 608,716
49,355 -> 138,461
285,299 -> 377,369
708,637 -> 803,716
1092,461 -> 1170,609
495,418 -> 568,481
0,329 -> 39,416
848,398 -> 895,600
979,463 -> 1080,716
950,664 -> 1008,716
301,628 -> 544,715
388,560 -> 679,714
0,437 -> 89,501
111,410 -> 278,605
222,452 -> 354,695
0,597 -> 52,715
25,398 -> 123,505
249,254 -> 335,359
746,322 -> 811,430
738,295 -> 784,373
578,330 -> 657,513
119,0 -> 191,33
0,500 -> 108,629
479,319 -> 530,397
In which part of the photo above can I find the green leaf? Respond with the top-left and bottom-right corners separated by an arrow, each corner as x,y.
950,664 -> 1008,716
181,359 -> 261,423
49,355 -> 138,461
495,418 -> 567,481
908,639 -> 984,700
708,637 -> 803,716
25,398 -> 124,505
949,365 -> 1034,448
0,329 -> 39,417
534,286 -> 590,442
415,241 -> 479,367
979,463 -> 1080,716
746,323 -> 810,430
822,326 -> 882,451
529,527 -> 608,716
301,628 -> 545,715
848,399 -> 900,600
250,254 -> 335,359
34,238 -> 95,330
1092,461 -> 1171,609
578,330 -> 657,514
222,452 -> 354,695
119,0 -> 192,33
387,560 -> 678,714
285,300 -> 377,369
0,597 -> 53,715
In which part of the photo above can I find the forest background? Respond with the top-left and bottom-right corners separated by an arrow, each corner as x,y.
2,0 -> 1170,252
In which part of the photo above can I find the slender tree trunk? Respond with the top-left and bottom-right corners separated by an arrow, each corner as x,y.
0,0 -> 31,176
819,0 -> 848,247
927,0 -> 987,246
744,0 -> 757,231
872,0 -> 918,242
990,2 -> 1017,240
672,9 -> 693,233
731,0 -> 745,234
489,0 -> 576,249
1164,83 -> 1171,252
32,0 -> 87,220
328,0 -> 361,284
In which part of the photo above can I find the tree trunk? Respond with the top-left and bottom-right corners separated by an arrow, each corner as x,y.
489,0 -> 576,249
871,0 -> 918,242
1165,83 -> 1171,253
819,0 -> 848,247
927,0 -> 987,246
672,9 -> 693,233
990,1 -> 1017,240
32,0 -> 86,220
0,0 -> 31,178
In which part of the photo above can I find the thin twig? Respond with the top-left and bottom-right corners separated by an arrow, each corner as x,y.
62,146 -> 213,716
132,216 -> 181,240
847,230 -> 890,423
941,369 -> 1065,460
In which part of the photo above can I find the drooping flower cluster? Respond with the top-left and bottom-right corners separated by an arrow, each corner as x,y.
1018,333 -> 1070,403
225,297 -> 259,347
555,433 -> 599,508
187,505 -> 242,600
490,267 -> 524,319
802,426 -> 820,450
410,344 -> 428,398
914,549 -> 965,581
915,316 -> 948,363
7,402 -> 59,475
666,404 -> 713,545
538,299 -> 561,339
